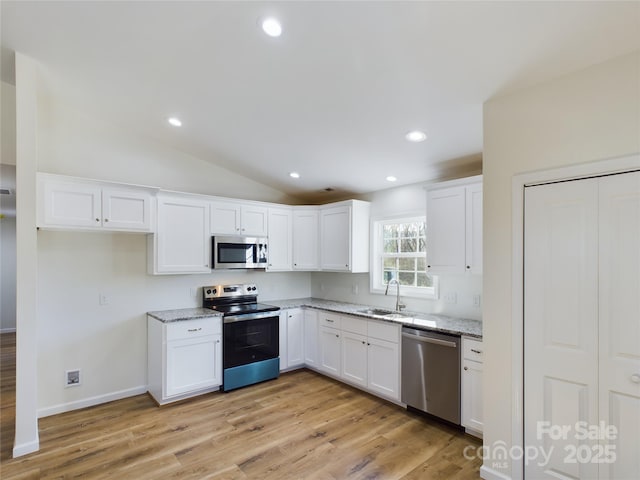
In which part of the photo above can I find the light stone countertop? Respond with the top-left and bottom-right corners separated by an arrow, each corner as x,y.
266,298 -> 482,339
147,308 -> 223,323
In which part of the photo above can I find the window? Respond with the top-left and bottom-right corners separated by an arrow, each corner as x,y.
371,216 -> 438,299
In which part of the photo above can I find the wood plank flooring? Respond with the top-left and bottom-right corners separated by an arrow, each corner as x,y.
0,333 -> 482,479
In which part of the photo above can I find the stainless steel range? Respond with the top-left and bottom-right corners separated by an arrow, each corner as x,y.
202,283 -> 280,392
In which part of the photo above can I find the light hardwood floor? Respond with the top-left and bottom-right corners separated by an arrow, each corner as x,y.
0,333 -> 482,479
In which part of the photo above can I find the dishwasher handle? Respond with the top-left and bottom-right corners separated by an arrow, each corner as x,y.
401,331 -> 458,348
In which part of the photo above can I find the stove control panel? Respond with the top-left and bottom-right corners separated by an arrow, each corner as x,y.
203,283 -> 258,299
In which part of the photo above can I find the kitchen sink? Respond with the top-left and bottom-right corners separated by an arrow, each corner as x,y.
357,308 -> 410,319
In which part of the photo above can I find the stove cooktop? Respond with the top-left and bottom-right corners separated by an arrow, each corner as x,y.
207,302 -> 280,316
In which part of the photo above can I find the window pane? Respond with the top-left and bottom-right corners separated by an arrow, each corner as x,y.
384,239 -> 398,253
383,270 -> 396,284
400,238 -> 417,252
398,257 -> 416,271
417,272 -> 431,287
383,258 -> 397,269
383,224 -> 398,239
398,272 -> 415,285
417,256 -> 426,270
418,238 -> 426,252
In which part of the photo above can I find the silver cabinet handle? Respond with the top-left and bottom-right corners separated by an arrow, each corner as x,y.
631,374 -> 640,384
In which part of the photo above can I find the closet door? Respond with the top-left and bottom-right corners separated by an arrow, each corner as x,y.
524,178 -> 599,480
598,171 -> 640,480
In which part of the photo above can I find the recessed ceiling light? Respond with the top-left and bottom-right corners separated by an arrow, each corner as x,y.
405,130 -> 426,142
167,117 -> 182,127
262,17 -> 282,37
289,172 -> 300,179
386,176 -> 397,182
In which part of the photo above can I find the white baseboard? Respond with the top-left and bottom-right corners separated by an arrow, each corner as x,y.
13,438 -> 40,458
480,464 -> 512,480
37,385 -> 148,418
1,327 -> 17,334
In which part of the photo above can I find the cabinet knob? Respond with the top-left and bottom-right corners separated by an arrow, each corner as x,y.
464,366 -> 468,371
631,373 -> 640,384
427,265 -> 431,268
362,341 -> 365,344
335,334 -> 339,338
104,218 -> 109,222
95,218 -> 100,222
367,343 -> 370,346
466,265 -> 471,269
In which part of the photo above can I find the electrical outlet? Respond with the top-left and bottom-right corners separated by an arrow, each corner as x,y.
99,294 -> 109,305
444,292 -> 457,304
65,369 -> 81,387
473,294 -> 482,307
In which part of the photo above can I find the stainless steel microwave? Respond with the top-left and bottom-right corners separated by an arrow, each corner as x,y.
212,236 -> 268,269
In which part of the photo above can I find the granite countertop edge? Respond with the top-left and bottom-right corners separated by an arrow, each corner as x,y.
147,307 -> 223,323
267,298 -> 483,339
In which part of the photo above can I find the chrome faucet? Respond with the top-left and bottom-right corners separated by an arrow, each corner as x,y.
385,279 -> 406,312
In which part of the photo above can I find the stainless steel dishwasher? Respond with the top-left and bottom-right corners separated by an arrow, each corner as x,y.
401,327 -> 461,424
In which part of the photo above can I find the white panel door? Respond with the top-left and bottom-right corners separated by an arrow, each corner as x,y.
465,183 -> 483,274
341,331 -> 367,387
303,309 -> 319,367
320,206 -> 350,271
367,337 -> 400,400
267,207 -> 292,271
44,181 -> 101,228
102,188 -> 152,231
286,309 -> 304,367
524,179 -> 600,480
241,205 -> 268,236
426,186 -> 465,274
293,209 -> 319,270
210,201 -> 241,234
598,171 -> 640,480
165,335 -> 220,397
318,326 -> 341,376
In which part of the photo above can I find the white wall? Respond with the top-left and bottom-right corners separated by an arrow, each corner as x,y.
0,164 -> 16,332
482,51 -> 640,478
310,179 -> 484,321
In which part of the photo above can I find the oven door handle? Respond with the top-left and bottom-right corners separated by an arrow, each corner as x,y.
223,310 -> 280,323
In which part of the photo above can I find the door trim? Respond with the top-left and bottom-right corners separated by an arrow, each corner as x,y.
510,153 -> 639,480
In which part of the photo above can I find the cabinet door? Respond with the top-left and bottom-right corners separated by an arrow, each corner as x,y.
320,206 -> 351,271
286,309 -> 304,367
102,188 -> 152,232
319,326 -> 341,376
241,205 -> 268,236
426,186 -> 466,274
465,183 -> 483,274
341,331 -> 368,387
156,196 -> 211,273
210,201 -> 241,234
462,359 -> 484,434
303,309 -> 319,367
279,312 -> 289,371
367,337 -> 400,401
165,335 -> 221,397
43,180 -> 101,228
267,208 -> 292,271
292,209 -> 319,270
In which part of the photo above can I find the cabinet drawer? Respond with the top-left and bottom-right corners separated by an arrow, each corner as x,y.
463,338 -> 484,362
319,312 -> 341,329
367,321 -> 400,343
341,315 -> 367,335
166,317 -> 221,341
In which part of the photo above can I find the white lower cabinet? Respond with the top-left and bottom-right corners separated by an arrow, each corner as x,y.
461,337 -> 483,436
147,316 -> 222,405
310,310 -> 401,402
279,308 -> 304,371
303,309 -> 319,367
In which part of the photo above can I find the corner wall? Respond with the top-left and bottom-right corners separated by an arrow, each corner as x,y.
482,51 -> 640,478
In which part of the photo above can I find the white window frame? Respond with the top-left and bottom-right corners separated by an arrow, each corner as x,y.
370,214 -> 439,299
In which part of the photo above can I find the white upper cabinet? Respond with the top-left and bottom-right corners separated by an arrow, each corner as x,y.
150,194 -> 211,274
38,173 -> 153,232
426,177 -> 482,274
267,207 -> 293,271
210,201 -> 268,237
319,200 -> 370,272
292,208 -> 319,270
